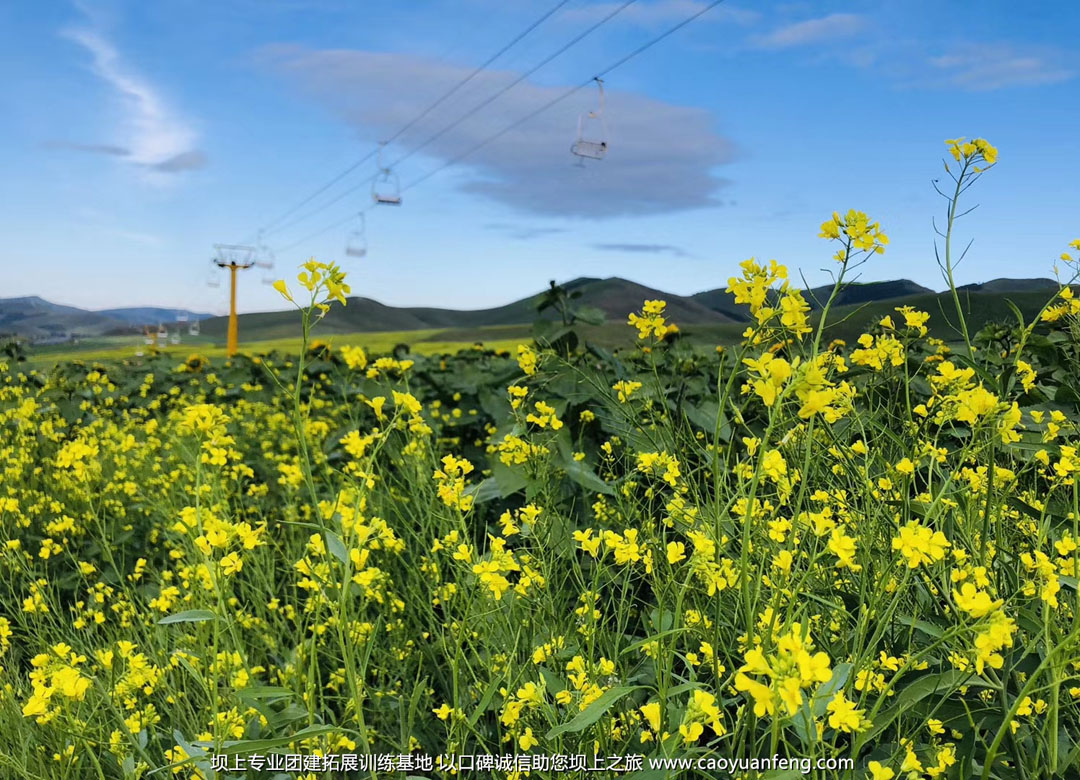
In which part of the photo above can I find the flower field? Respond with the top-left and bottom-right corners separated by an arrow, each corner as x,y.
3,140 -> 1080,779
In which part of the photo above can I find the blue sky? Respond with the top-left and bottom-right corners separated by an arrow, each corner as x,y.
1,0 -> 1077,314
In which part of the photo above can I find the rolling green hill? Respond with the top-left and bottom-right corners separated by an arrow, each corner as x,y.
689,279 -> 936,320
196,277 -> 740,340
958,277 -> 1058,294
7,277 -> 1073,355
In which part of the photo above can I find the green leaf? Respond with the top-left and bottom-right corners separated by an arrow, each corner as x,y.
895,614 -> 946,639
467,671 -> 506,728
236,685 -> 295,701
158,609 -> 217,625
682,401 -> 719,432
575,305 -> 607,326
545,686 -> 640,739
812,663 -> 851,717
196,725 -> 337,756
556,434 -> 613,495
621,628 -> 685,658
863,670 -> 993,743
1004,299 -> 1026,330
491,461 -> 528,497
561,455 -> 613,495
464,477 -> 504,505
662,682 -> 704,699
325,531 -> 348,565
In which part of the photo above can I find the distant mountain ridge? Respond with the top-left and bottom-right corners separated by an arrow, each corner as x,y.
1,277 -> 1068,342
191,275 -> 1069,340
0,297 -> 212,339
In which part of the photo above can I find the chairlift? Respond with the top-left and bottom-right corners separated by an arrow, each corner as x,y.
255,237 -> 275,270
372,143 -> 402,206
571,78 -> 608,162
189,319 -> 201,337
256,261 -> 276,285
256,261 -> 276,286
207,263 -> 221,288
213,244 -> 256,268
345,213 -> 367,258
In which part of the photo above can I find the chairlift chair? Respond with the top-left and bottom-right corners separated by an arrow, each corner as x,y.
571,78 -> 608,162
255,238 -> 276,275
188,319 -> 201,337
255,258 -> 276,286
345,213 -> 367,258
372,170 -> 402,206
371,143 -> 402,205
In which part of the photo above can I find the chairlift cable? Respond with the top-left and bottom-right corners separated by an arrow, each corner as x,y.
383,0 -> 574,146
272,0 -> 729,255
251,0 -> 574,240
404,0 -> 729,191
382,0 -> 636,173
267,0 -> 635,240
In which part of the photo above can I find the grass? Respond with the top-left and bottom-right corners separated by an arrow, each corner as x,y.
23,326 -> 533,368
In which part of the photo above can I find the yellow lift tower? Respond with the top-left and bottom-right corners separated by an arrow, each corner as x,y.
211,245 -> 256,357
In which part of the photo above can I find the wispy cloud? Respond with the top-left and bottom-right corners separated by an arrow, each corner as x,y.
749,14 -> 1074,94
59,8 -> 205,175
593,242 -> 688,257
106,228 -> 163,246
148,150 -> 208,172
751,13 -> 864,49
42,140 -> 131,156
485,223 -> 569,240
927,43 -> 1074,91
264,46 -> 735,218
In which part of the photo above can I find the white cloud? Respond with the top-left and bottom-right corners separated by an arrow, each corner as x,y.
263,46 -> 735,218
751,13 -> 864,49
927,43 -> 1073,91
60,14 -> 204,174
107,228 -> 163,246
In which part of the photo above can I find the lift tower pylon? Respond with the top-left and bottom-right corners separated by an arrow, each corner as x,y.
211,244 -> 257,357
